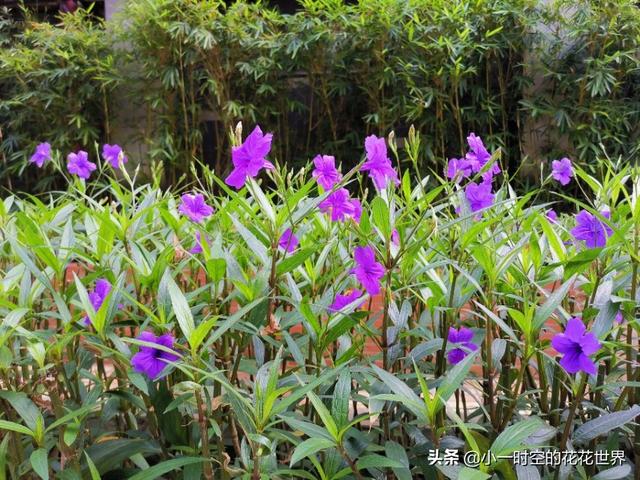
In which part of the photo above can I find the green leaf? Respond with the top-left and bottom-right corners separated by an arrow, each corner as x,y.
533,276 -> 575,331
385,441 -> 411,480
299,299 -> 322,337
10,241 -> 71,321
371,364 -> 427,422
564,249 -> 602,278
0,391 -> 42,431
356,454 -> 404,470
0,434 -> 10,480
573,405 -> 640,444
45,404 -> 95,434
163,269 -> 195,343
127,457 -> 205,480
0,419 -> 34,437
84,452 -> 101,480
332,370 -> 351,430
592,465 -> 632,480
16,212 -> 60,273
371,196 -> 391,238
273,367 -> 343,417
229,214 -> 268,265
458,467 -> 491,480
205,258 -> 226,282
189,317 -> 218,354
205,297 -> 264,348
96,210 -> 117,257
515,464 -> 541,480
2,307 -> 29,328
277,248 -> 315,275
246,178 -> 275,223
290,438 -> 335,466
30,448 -> 49,480
435,350 -> 478,412
447,411 -> 481,455
491,417 -> 545,456
539,215 -> 564,260
63,423 -> 79,446
475,302 -> 518,341
307,391 -> 339,441
82,439 -> 160,475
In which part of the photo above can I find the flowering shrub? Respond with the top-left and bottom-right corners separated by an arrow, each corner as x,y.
0,124 -> 638,479
4,0 -> 640,192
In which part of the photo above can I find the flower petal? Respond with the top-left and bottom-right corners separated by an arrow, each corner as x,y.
447,348 -> 466,365
559,350 -> 581,374
551,334 -> 574,355
564,317 -> 586,341
579,332 -> 601,355
456,327 -> 474,343
578,354 -> 597,375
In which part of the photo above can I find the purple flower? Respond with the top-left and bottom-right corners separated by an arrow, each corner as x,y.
547,209 -> 558,223
189,231 -> 207,254
225,125 -> 274,189
312,155 -> 342,189
551,317 -> 601,375
465,133 -> 499,178
30,142 -> 51,168
447,327 -> 478,365
391,229 -> 400,246
615,312 -> 624,324
464,181 -> 494,213
328,289 -> 364,313
319,188 -> 360,222
570,210 -> 613,248
551,157 -> 573,186
351,198 -> 362,224
361,135 -> 400,190
278,228 -> 299,253
178,193 -> 214,223
446,158 -> 472,181
131,331 -> 179,380
102,144 -> 128,169
67,151 -> 96,180
352,245 -> 385,295
83,278 -> 111,325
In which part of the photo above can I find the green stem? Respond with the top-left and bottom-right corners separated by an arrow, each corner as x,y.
558,374 -> 588,452
196,389 -> 214,480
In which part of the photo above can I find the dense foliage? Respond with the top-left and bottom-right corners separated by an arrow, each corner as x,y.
1,0 -> 639,192
0,9 -> 119,192
0,125 -> 638,479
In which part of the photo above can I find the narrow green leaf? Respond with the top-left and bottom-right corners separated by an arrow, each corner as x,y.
491,417 -> 545,456
290,438 -> 335,466
385,441 -> 411,480
30,448 -> 49,480
573,405 -> 640,444
128,457 -> 205,480
307,391 -> 339,441
459,467 -> 491,480
84,452 -> 101,480
356,454 -> 404,470
533,276 -> 575,331
277,248 -> 315,275
332,370 -> 351,430
435,350 -> 478,412
162,269 -> 195,344
0,419 -> 34,437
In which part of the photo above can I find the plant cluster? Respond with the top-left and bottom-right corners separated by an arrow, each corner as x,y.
1,0 -> 639,192
0,8 -> 119,193
0,124 -> 638,479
